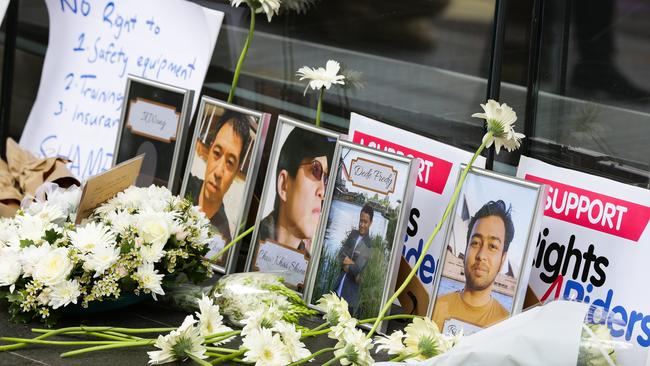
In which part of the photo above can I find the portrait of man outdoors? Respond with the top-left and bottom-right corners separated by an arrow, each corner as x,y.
257,126 -> 335,257
432,200 -> 514,332
184,109 -> 255,261
335,203 -> 374,313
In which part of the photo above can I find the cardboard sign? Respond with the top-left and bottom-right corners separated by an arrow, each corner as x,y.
255,241 -> 309,289
348,113 -> 486,315
75,154 -> 143,223
126,98 -> 180,142
20,0 -> 223,179
517,156 -> 650,365
348,157 -> 397,195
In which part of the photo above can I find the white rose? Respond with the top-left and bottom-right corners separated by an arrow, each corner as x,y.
136,212 -> 173,247
33,247 -> 74,286
0,248 -> 22,293
48,279 -> 81,309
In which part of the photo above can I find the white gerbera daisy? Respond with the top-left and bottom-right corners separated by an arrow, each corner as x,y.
375,330 -> 406,356
231,0 -> 281,22
471,99 -> 525,154
48,279 -> 81,309
242,327 -> 291,366
296,60 -> 346,95
333,326 -> 374,366
273,321 -> 311,362
148,315 -> 207,365
317,292 -> 352,326
195,295 -> 233,341
403,317 -> 442,361
242,305 -> 284,336
68,222 -> 116,253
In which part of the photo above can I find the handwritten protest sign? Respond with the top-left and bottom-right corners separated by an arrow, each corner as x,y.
20,0 -> 223,179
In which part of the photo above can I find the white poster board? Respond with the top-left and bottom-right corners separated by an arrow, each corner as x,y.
0,0 -> 9,24
20,0 -> 224,179
517,156 -> 650,365
348,113 -> 486,314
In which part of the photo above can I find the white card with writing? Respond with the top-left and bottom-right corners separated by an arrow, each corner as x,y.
20,0 -> 223,179
443,318 -> 482,336
255,241 -> 309,288
127,98 -> 179,142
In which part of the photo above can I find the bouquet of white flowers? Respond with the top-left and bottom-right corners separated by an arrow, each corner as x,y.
0,184 -> 213,325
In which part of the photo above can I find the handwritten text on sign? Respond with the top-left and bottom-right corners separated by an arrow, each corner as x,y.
127,99 -> 180,142
255,241 -> 309,289
349,157 -> 397,195
20,0 -> 223,179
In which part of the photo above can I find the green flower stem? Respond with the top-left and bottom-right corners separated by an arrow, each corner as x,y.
31,328 -> 140,341
190,354 -> 214,366
0,337 -> 118,346
389,351 -> 421,362
85,332 -> 132,342
300,329 -> 330,338
358,314 -> 419,325
315,87 -> 325,127
60,339 -> 155,358
205,346 -> 237,354
288,347 -> 336,366
322,354 -> 345,366
211,348 -> 246,364
204,330 -> 240,342
212,226 -> 254,263
365,135 -> 490,339
205,334 -> 237,345
227,9 -> 256,103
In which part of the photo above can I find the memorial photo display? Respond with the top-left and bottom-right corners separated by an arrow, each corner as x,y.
113,75 -> 194,192
305,141 -> 418,331
181,97 -> 270,273
246,116 -> 339,292
429,167 -> 546,336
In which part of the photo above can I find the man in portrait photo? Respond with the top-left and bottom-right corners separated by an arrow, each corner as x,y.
432,200 -> 514,332
258,127 -> 335,257
185,111 -> 252,247
334,203 -> 374,315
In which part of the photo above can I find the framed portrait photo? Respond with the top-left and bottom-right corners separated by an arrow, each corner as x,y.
305,141 -> 419,332
245,116 -> 340,293
428,166 -> 546,336
181,97 -> 271,274
113,75 -> 194,192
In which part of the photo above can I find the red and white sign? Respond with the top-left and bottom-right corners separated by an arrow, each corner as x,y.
518,157 -> 650,365
348,113 -> 486,311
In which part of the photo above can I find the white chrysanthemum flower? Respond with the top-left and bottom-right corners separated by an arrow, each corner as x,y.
105,209 -> 133,234
334,326 -> 374,366
15,214 -> 51,243
242,327 -> 291,366
24,201 -> 65,224
296,60 -> 346,95
195,295 -> 233,341
148,315 -> 207,365
135,263 -> 165,300
48,279 -> 81,309
46,184 -> 82,218
0,248 -> 22,293
375,330 -> 406,356
83,244 -> 121,277
242,305 -> 284,336
273,320 -> 311,362
135,211 -> 174,247
318,292 -> 352,326
139,242 -> 166,264
403,317 -> 443,361
0,219 -> 19,248
32,247 -> 73,286
68,222 -> 116,253
471,99 -> 525,154
20,243 -> 52,277
231,0 -> 281,22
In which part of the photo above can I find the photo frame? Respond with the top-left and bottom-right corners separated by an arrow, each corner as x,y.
113,75 -> 194,193
180,97 -> 271,274
428,166 -> 546,336
304,141 -> 419,333
245,115 -> 341,293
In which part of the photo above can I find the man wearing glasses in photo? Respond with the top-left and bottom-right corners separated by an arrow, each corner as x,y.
258,127 -> 336,258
